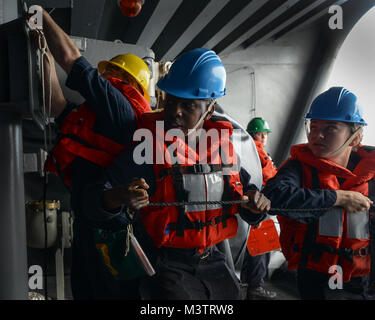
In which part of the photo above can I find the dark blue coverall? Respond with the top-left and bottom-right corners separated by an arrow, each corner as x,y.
57,56 -> 139,299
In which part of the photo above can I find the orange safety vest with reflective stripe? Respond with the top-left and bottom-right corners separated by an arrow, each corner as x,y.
137,111 -> 243,251
278,144 -> 375,282
45,77 -> 151,187
254,140 -> 277,185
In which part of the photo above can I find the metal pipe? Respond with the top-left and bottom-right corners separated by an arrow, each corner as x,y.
0,110 -> 28,300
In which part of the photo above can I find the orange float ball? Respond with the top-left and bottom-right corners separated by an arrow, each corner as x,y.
118,0 -> 143,17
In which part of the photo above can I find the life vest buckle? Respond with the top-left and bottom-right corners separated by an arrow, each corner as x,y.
209,216 -> 220,227
193,164 -> 211,174
192,216 -> 222,232
196,220 -> 204,231
356,247 -> 369,257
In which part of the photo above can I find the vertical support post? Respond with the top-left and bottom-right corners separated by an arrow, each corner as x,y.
0,110 -> 28,300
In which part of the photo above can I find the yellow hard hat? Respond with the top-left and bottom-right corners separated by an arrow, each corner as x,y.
98,53 -> 150,102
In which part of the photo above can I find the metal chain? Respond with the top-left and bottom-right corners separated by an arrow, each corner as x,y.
148,200 -> 334,213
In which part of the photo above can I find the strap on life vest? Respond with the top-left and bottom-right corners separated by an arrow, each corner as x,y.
298,166 -> 320,269
308,243 -> 369,263
171,164 -> 196,237
47,151 -> 72,192
217,145 -> 234,229
167,213 -> 233,233
158,164 -> 223,180
221,174 -> 233,229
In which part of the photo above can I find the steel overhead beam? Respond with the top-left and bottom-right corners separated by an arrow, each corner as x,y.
273,0 -> 349,40
243,0 -> 328,48
202,0 -> 265,51
136,0 -> 182,48
70,0 -> 105,39
119,0 -> 160,44
151,0 -> 211,60
160,0 -> 230,61
181,0 -> 252,55
219,0 -> 301,56
22,0 -> 72,9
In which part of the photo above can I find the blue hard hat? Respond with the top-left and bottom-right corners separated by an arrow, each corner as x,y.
157,48 -> 226,99
305,87 -> 367,125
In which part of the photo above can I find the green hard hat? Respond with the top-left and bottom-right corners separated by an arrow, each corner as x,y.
246,117 -> 271,133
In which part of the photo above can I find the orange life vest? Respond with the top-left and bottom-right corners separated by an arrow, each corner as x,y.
45,77 -> 151,187
254,140 -> 277,185
278,144 -> 375,282
137,111 -> 243,251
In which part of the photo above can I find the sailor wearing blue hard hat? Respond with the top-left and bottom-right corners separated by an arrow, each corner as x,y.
262,87 -> 374,300
157,48 -> 226,136
305,86 -> 367,159
117,48 -> 271,300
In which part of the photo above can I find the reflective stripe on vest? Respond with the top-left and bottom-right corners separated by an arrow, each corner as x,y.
318,208 -> 369,239
183,171 -> 224,212
347,210 -> 369,239
318,208 -> 343,237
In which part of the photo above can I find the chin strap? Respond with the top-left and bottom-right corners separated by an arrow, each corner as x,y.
325,126 -> 363,158
186,99 -> 216,137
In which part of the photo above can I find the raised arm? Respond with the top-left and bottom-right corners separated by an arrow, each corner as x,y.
27,9 -> 68,118
35,6 -> 137,144
40,7 -> 81,74
41,42 -> 67,118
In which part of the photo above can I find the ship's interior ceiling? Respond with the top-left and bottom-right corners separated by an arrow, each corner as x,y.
22,0 -> 353,61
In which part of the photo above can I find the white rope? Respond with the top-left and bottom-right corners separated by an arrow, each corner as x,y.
36,29 -> 53,180
124,223 -> 133,257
